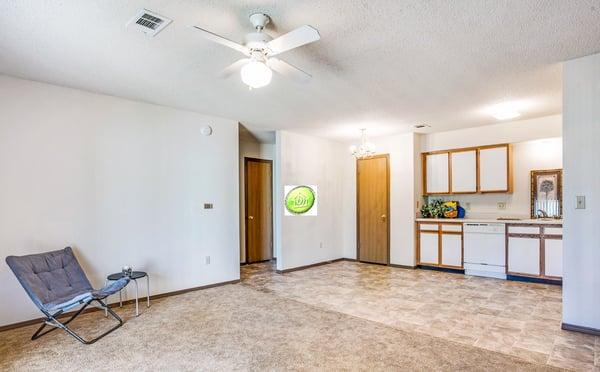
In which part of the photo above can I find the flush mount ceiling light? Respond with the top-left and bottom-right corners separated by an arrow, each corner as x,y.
488,101 -> 523,120
191,13 -> 320,90
350,129 -> 376,159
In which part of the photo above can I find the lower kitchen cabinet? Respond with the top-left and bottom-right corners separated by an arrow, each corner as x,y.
507,237 -> 540,276
506,224 -> 562,281
441,234 -> 462,267
417,222 -> 463,269
419,232 -> 439,265
544,238 -> 563,278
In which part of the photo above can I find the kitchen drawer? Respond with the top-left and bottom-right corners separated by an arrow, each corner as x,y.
508,226 -> 540,235
544,227 -> 563,236
441,224 -> 462,232
419,223 -> 439,231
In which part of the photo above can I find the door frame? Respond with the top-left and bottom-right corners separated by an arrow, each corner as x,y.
356,154 -> 391,264
244,157 -> 274,264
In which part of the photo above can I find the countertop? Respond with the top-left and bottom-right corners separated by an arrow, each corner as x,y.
415,218 -> 563,225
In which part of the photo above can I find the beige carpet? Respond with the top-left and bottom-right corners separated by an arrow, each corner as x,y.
0,284 -> 561,371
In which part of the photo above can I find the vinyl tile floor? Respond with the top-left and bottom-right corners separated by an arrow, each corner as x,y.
241,260 -> 599,371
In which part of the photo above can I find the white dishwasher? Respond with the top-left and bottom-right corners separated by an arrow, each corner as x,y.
463,223 -> 506,279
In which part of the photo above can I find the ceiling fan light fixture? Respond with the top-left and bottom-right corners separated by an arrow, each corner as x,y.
240,60 -> 272,89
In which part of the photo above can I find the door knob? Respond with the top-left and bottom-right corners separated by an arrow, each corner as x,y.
381,214 -> 387,221
248,216 -> 254,220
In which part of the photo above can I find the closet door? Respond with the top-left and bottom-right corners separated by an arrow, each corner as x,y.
450,150 -> 477,193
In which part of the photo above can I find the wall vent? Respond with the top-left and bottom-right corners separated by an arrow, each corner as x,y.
127,9 -> 172,37
414,124 -> 431,129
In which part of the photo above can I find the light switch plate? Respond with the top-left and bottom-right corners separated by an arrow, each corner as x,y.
576,196 -> 586,209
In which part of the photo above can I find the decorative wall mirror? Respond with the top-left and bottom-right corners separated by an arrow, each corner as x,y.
530,169 -> 562,219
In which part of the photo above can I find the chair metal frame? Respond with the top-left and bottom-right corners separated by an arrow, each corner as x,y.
31,297 -> 124,345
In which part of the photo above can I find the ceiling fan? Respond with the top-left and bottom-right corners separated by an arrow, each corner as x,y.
191,13 -> 320,89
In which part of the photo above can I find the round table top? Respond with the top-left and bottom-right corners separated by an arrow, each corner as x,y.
107,271 -> 147,281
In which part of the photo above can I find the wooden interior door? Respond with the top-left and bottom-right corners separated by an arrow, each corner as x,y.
245,158 -> 273,263
357,154 -> 390,264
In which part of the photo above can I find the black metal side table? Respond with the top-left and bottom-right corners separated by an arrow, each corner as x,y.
105,271 -> 150,317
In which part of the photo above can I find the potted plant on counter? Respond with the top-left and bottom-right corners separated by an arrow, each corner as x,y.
420,199 -> 449,218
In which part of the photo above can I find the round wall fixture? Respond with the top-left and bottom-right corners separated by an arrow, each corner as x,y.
201,125 -> 213,136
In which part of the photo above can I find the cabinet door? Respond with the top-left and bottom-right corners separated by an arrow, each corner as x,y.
479,146 -> 509,192
441,234 -> 462,267
544,238 -> 562,278
508,237 -> 540,275
450,150 -> 477,193
425,153 -> 449,194
419,232 -> 439,265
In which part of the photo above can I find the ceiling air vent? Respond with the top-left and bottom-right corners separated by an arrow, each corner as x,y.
414,124 -> 431,129
127,9 -> 172,37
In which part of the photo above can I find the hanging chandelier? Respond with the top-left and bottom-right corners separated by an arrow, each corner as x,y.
350,129 -> 376,159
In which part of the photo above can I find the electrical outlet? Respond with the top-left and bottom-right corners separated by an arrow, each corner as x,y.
465,202 -> 471,210
204,203 -> 213,209
205,256 -> 210,264
319,242 -> 323,249
497,202 -> 506,210
576,196 -> 586,209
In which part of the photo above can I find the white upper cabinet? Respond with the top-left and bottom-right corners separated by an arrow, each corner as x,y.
422,144 -> 511,195
450,150 -> 477,193
425,153 -> 449,194
479,145 -> 511,192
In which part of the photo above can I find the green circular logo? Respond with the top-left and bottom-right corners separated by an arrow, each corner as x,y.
285,186 -> 316,215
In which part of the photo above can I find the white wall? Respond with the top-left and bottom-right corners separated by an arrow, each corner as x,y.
0,75 -> 240,326
342,132 -> 421,266
562,52 -> 600,330
274,131 -> 345,271
238,139 -> 274,263
421,115 -> 562,218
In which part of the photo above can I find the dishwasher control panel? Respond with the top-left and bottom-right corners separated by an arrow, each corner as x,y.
463,223 -> 505,234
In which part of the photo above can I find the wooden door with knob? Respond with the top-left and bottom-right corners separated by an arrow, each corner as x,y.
356,154 -> 390,264
245,158 -> 273,263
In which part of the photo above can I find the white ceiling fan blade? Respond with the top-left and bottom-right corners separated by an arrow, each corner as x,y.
267,58 -> 312,84
191,26 -> 250,56
219,58 -> 249,78
267,25 -> 320,56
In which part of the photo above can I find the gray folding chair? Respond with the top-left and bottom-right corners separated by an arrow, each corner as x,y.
6,247 -> 129,344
